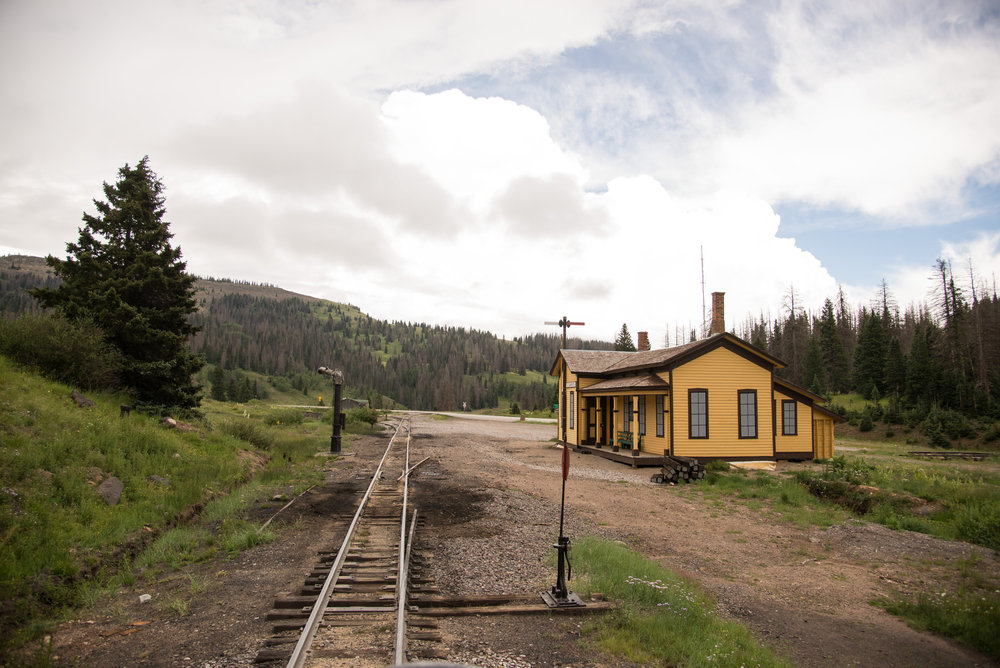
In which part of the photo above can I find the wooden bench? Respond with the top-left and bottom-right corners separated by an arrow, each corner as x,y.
616,430 -> 641,451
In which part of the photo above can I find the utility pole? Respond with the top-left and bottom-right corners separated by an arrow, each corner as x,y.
545,317 -> 584,443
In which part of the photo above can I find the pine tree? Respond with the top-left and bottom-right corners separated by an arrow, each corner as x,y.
615,323 -> 636,351
853,309 -> 887,399
208,365 -> 227,401
802,334 -> 826,395
818,299 -> 850,392
31,157 -> 203,410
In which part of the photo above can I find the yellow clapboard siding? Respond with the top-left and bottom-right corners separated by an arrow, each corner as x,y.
774,390 -> 813,454
672,347 -> 773,458
813,416 -> 834,459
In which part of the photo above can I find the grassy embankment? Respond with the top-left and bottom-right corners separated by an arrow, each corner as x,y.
661,436 -> 1000,659
0,356 -> 368,661
570,536 -> 792,667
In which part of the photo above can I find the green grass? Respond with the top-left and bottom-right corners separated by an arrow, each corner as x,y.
876,590 -> 1000,660
696,468 -> 849,530
571,536 -> 792,667
0,357 -> 331,659
796,455 -> 1000,551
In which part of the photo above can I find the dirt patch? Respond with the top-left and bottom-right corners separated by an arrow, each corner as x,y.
42,415 -> 1000,667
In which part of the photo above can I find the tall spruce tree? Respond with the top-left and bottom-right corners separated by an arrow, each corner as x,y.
32,157 -> 203,411
615,323 -> 636,351
853,309 -> 888,399
818,298 -> 850,392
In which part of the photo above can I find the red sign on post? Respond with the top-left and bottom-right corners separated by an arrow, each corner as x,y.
562,445 -> 570,481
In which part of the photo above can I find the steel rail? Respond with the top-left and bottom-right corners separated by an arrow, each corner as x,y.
285,419 -> 404,668
395,506 -> 418,664
394,419 -> 413,665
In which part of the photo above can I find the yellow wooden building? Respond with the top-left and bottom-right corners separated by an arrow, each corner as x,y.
549,331 -> 839,463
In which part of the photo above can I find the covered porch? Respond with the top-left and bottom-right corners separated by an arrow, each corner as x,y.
575,372 -> 670,467
573,442 -> 664,467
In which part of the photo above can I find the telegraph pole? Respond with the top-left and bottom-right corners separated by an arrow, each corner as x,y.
545,317 -> 584,443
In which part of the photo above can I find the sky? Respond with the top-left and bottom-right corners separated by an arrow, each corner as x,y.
2,0 -> 999,346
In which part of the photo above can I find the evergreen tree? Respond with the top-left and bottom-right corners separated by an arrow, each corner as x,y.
884,337 -> 907,398
818,298 -> 850,392
802,334 -> 826,395
208,365 -> 227,401
906,324 -> 938,406
615,323 -> 636,351
32,157 -> 203,410
853,309 -> 887,399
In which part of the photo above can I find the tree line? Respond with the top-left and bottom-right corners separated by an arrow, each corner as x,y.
738,265 -> 1000,424
189,294 -> 611,411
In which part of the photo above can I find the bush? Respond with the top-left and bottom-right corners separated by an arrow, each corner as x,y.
859,413 -> 874,432
985,424 -> 1000,444
0,314 -> 122,390
263,408 -> 304,426
921,411 -> 951,449
954,499 -> 1000,552
938,408 -> 975,440
219,419 -> 275,449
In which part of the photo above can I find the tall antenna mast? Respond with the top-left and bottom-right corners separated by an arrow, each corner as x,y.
700,245 -> 706,339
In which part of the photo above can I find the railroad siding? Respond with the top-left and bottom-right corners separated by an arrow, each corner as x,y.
672,347 -> 774,459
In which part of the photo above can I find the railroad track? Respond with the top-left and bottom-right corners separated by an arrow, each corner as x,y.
255,416 -> 431,666
254,414 -> 611,666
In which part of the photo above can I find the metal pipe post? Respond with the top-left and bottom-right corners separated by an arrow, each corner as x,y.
331,380 -> 342,453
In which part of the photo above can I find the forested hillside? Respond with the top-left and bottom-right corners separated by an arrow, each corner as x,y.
6,253 -> 997,427
738,268 -> 1000,437
1,255 -> 610,411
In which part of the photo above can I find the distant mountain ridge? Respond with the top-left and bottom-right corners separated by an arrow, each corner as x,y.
1,254 -> 613,410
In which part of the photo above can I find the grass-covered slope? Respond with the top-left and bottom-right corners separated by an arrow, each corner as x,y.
0,356 -> 327,656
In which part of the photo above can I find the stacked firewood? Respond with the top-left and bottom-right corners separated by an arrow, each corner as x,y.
650,455 -> 705,484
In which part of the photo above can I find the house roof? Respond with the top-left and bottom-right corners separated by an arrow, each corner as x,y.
773,377 -> 826,404
580,373 -> 670,394
550,332 -> 786,377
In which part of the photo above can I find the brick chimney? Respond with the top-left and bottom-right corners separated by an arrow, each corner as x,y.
710,292 -> 725,335
637,331 -> 650,351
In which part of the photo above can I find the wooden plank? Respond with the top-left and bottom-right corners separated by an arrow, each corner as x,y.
412,601 -> 614,616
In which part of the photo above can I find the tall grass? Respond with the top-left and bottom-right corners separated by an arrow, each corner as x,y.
0,357 -> 325,658
571,536 -> 792,667
877,590 -> 1000,660
797,455 -> 1000,550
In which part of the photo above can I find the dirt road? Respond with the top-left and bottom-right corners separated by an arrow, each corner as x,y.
47,413 -> 997,667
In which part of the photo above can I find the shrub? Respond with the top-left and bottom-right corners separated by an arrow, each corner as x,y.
985,424 -> 1000,444
859,413 -> 874,432
510,402 -> 521,415
921,411 -> 951,449
954,499 -> 1000,552
0,314 -> 123,390
219,419 -> 275,449
263,408 -> 303,426
939,409 -> 975,440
